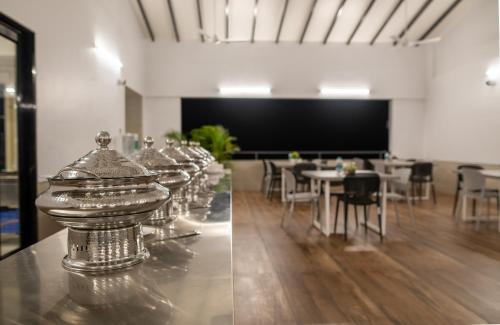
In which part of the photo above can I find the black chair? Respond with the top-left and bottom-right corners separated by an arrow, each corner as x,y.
452,164 -> 483,216
261,160 -> 269,193
292,162 -> 316,190
334,173 -> 383,242
267,161 -> 282,201
410,162 -> 437,204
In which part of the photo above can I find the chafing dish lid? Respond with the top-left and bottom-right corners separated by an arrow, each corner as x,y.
133,137 -> 191,188
52,131 -> 154,181
133,137 -> 179,170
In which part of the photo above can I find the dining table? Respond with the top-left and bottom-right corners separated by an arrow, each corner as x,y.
274,160 -> 353,202
301,170 -> 398,237
368,159 -> 414,172
453,168 -> 500,219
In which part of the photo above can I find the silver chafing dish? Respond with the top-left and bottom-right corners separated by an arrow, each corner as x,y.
35,131 -> 171,272
179,140 -> 209,171
188,141 -> 216,163
133,136 -> 192,231
177,140 -> 215,208
160,139 -> 202,203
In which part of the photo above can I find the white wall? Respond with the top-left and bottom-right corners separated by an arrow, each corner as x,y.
0,0 -> 146,176
423,0 -> 500,164
390,99 -> 425,159
144,42 -> 425,99
142,97 -> 181,143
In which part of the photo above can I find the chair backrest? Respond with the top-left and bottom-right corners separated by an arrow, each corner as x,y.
269,161 -> 279,175
461,168 -> 485,192
343,173 -> 380,199
411,162 -> 433,180
392,167 -> 411,192
283,169 -> 296,195
353,158 -> 365,170
393,168 -> 411,185
458,164 -> 482,182
373,161 -> 385,174
262,160 -> 269,175
293,162 -> 316,177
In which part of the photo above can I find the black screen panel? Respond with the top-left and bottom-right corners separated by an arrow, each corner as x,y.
182,98 -> 388,152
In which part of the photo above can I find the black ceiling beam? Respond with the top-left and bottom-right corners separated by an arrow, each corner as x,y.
418,0 -> 462,41
136,0 -> 155,42
299,0 -> 318,44
196,0 -> 204,42
166,0 -> 180,42
322,0 -> 347,44
393,0 -> 433,46
346,0 -> 375,45
225,0 -> 229,39
370,0 -> 403,45
251,0 -> 259,43
275,0 -> 289,43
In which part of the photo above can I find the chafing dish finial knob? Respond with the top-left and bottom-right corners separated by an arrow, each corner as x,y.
181,140 -> 187,145
144,136 -> 154,148
165,138 -> 174,146
95,131 -> 111,149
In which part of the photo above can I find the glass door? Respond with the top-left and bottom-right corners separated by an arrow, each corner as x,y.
0,35 -> 19,257
0,13 -> 37,259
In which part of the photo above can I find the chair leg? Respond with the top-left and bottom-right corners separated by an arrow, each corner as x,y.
354,204 -> 359,228
334,197 -> 340,234
377,203 -> 383,242
269,179 -> 275,201
266,179 -> 272,199
472,199 -> 477,217
344,200 -> 349,241
419,182 -> 423,202
462,194 -> 468,224
452,183 -> 460,216
487,197 -> 491,222
280,201 -> 288,228
431,183 -> 437,204
406,195 -> 416,226
411,183 -> 416,205
394,199 -> 400,226
476,197 -> 485,231
497,195 -> 500,217
363,205 -> 368,235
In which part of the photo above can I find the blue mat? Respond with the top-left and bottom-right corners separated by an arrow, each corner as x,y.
0,209 -> 19,234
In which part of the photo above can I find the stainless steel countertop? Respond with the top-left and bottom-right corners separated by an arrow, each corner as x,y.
0,174 -> 233,325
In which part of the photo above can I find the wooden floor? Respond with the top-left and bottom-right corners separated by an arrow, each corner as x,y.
232,191 -> 500,325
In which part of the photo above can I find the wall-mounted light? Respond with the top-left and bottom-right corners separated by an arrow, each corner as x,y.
5,87 -> 16,95
486,64 -> 499,86
219,86 -> 272,96
319,87 -> 371,97
94,40 -> 123,70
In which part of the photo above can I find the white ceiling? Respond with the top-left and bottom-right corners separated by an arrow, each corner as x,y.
131,0 -> 476,44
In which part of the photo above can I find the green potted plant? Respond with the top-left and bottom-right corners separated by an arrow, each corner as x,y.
189,125 -> 239,166
288,151 -> 301,162
344,162 -> 357,175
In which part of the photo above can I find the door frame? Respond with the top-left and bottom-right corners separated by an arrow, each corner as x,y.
0,12 -> 37,257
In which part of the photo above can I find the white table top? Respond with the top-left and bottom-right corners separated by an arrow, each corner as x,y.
302,170 -> 398,181
369,159 -> 414,167
273,161 -> 299,168
481,169 -> 500,179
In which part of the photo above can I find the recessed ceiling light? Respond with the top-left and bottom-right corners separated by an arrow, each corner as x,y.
219,86 -> 271,96
319,87 -> 371,97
